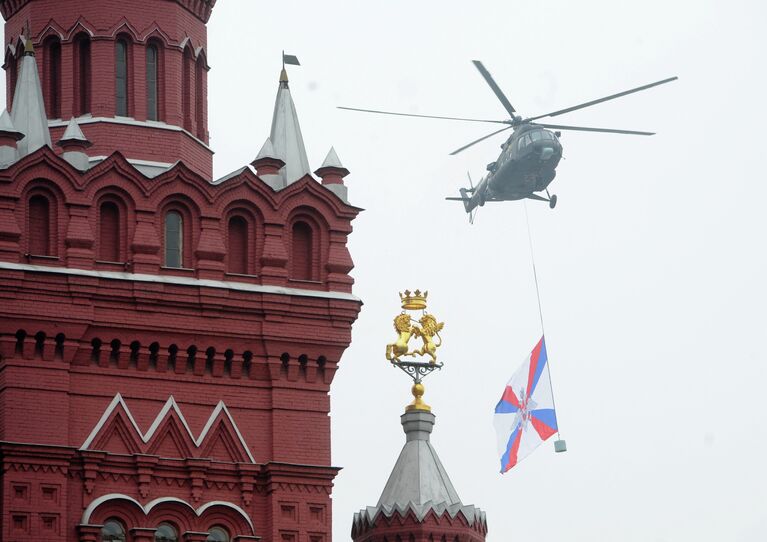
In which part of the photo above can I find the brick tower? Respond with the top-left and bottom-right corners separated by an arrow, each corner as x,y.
0,1 -> 361,541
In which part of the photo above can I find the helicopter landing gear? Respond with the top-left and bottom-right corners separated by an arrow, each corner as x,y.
545,189 -> 557,209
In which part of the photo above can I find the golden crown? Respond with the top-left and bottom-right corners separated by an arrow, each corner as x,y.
400,289 -> 428,310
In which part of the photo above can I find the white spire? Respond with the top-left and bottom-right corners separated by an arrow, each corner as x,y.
11,41 -> 52,157
0,109 -> 23,168
60,117 -> 90,145
320,146 -> 344,169
255,137 -> 278,160
57,118 -> 92,171
269,72 -> 311,187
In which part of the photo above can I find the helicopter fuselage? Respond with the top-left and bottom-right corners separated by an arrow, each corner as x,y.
464,125 -> 563,212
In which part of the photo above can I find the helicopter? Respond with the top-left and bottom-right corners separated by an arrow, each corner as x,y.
339,61 -> 677,222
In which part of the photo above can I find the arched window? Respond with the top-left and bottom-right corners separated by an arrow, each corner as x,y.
227,215 -> 249,274
146,42 -> 160,121
164,211 -> 183,268
195,55 -> 205,139
44,36 -> 61,118
182,47 -> 193,130
155,523 -> 178,542
99,201 -> 121,262
29,194 -> 52,256
206,527 -> 229,542
101,519 -> 126,542
74,33 -> 91,115
115,38 -> 129,116
291,221 -> 313,281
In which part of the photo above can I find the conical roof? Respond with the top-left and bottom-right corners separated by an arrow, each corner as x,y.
269,71 -> 311,187
0,109 -> 24,140
377,410 -> 462,508
11,42 -> 52,157
319,146 -> 344,169
58,117 -> 91,147
255,137 -> 279,161
353,410 -> 487,532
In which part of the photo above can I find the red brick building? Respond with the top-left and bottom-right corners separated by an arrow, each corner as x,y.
0,1 -> 361,541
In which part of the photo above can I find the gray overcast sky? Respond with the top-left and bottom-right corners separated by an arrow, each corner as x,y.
9,0 -> 767,540
211,1 -> 766,541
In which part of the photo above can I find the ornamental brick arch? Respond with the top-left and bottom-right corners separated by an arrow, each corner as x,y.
36,19 -> 66,42
286,206 -> 328,284
107,19 -> 142,42
197,502 -> 255,538
63,17 -> 96,42
144,499 -> 197,534
21,179 -> 66,258
158,194 -> 199,270
222,200 -> 263,277
6,149 -> 85,196
139,25 -> 174,48
83,494 -> 146,532
93,187 -> 133,264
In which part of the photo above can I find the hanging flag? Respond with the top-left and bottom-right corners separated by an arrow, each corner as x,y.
494,336 -> 559,473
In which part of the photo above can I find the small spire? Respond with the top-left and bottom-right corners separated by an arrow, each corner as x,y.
58,117 -> 92,148
0,109 -> 24,141
57,118 -> 91,171
279,67 -> 289,85
11,40 -> 52,157
269,65 -> 311,187
0,109 -> 23,168
320,146 -> 344,169
315,147 -> 350,202
255,137 -> 278,161
251,136 -> 286,183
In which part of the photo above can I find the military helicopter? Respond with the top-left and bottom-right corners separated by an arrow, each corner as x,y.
339,61 -> 676,221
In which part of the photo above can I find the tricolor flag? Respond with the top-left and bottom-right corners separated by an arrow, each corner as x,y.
494,336 -> 558,473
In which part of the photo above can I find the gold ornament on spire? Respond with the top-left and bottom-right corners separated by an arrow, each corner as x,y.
385,290 -> 446,413
386,290 -> 444,364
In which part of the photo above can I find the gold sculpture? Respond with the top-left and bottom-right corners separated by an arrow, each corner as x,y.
385,313 -> 417,362
385,290 -> 446,412
385,290 -> 445,364
410,314 -> 444,363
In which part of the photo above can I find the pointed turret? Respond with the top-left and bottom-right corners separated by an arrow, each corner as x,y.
57,118 -> 92,171
11,40 -> 52,157
251,137 -> 286,190
352,410 -> 488,542
315,146 -> 350,203
269,68 -> 311,187
0,109 -> 24,167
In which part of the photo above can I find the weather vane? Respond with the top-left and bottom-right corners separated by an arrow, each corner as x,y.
385,290 -> 445,412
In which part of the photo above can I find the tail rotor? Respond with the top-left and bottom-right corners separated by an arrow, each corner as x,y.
466,172 -> 477,224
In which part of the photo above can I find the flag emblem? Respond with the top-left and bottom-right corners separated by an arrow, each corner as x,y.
494,336 -> 558,473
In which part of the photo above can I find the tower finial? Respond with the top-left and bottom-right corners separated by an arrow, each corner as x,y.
280,52 -> 300,85
385,290 -> 445,412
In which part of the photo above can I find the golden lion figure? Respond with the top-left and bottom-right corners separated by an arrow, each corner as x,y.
407,314 -> 444,364
385,313 -> 416,362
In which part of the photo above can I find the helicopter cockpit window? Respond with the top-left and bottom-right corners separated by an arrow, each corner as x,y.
531,131 -> 543,141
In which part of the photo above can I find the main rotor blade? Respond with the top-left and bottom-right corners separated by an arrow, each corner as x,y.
537,123 -> 655,136
337,106 -> 508,124
449,125 -> 512,156
525,76 -> 678,122
472,60 -> 517,118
